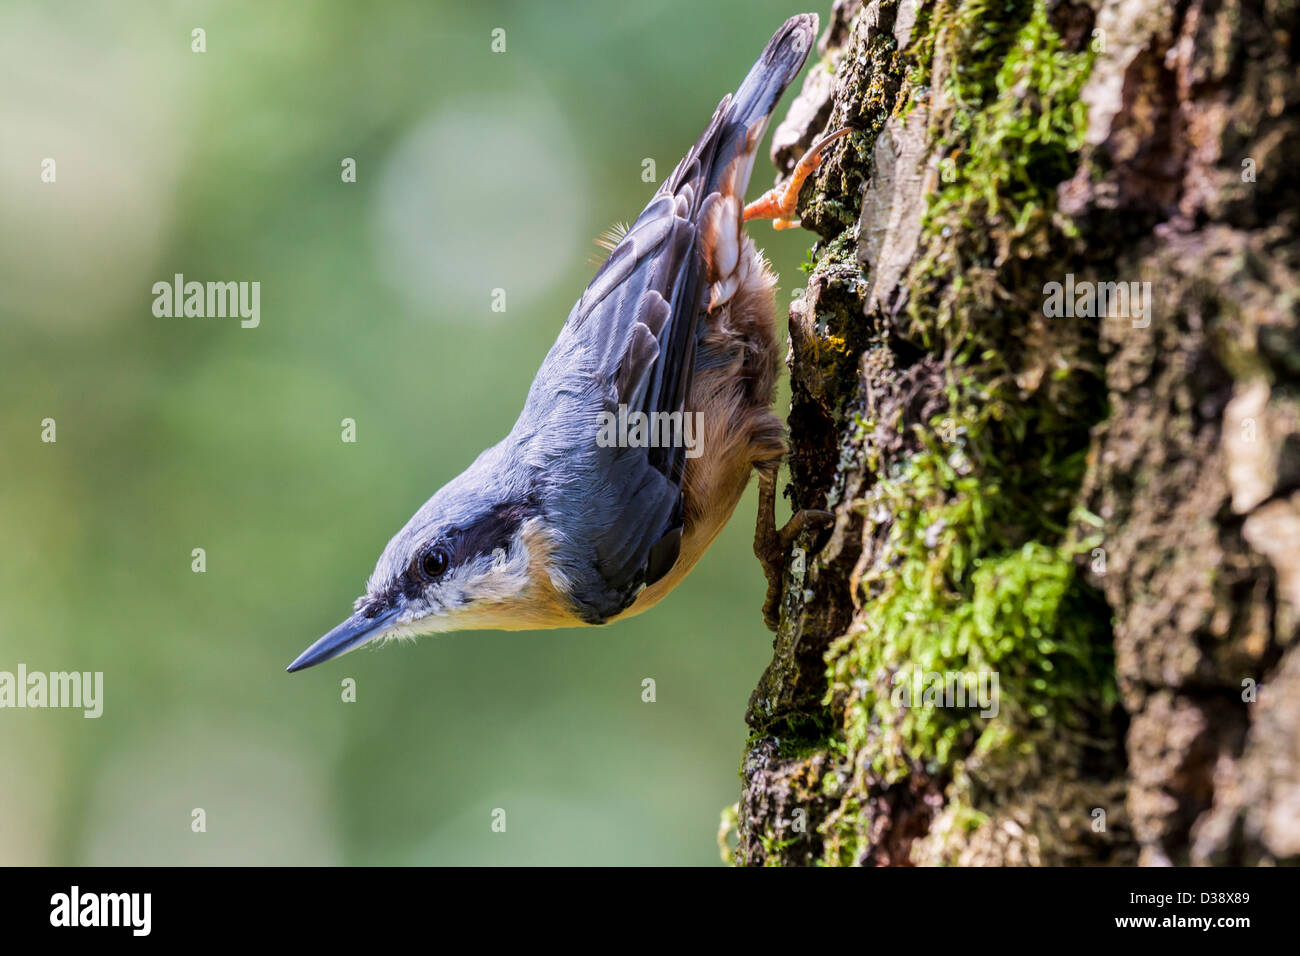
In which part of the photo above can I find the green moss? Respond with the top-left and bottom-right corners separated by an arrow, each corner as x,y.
717,803 -> 739,864
906,0 -> 1096,347
808,0 -> 1116,864
734,0 -> 1121,867
759,832 -> 801,864
799,244 -> 819,275
748,711 -> 841,764
828,530 -> 1112,780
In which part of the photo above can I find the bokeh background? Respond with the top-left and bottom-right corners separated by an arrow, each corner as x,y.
0,0 -> 818,864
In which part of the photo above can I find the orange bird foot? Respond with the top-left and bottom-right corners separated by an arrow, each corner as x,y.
743,126 -> 854,230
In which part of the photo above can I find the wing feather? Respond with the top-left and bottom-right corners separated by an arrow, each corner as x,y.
518,17 -> 818,621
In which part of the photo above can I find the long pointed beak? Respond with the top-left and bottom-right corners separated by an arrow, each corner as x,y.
286,606 -> 402,673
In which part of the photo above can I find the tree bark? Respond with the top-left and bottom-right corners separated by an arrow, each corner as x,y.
726,0 -> 1300,866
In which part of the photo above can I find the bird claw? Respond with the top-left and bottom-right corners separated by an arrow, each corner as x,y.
777,507 -> 834,550
742,126 -> 854,229
754,471 -> 834,631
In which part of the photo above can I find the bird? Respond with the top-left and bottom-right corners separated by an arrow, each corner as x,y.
287,13 -> 852,673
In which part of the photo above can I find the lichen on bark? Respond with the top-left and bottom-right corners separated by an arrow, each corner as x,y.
725,0 -> 1300,866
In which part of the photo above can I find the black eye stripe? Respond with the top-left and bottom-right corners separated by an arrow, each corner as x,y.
448,501 -> 532,565
392,499 -> 537,601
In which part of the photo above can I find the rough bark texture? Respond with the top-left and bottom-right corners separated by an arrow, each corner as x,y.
725,0 -> 1299,866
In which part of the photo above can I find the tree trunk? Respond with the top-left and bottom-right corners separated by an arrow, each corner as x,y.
726,0 -> 1300,866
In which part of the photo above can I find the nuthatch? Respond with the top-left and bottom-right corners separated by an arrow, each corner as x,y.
288,14 -> 850,673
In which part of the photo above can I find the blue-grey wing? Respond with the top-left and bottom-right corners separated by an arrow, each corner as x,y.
515,16 -> 817,622
519,153 -> 716,622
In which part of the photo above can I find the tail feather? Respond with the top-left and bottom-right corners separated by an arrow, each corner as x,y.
701,14 -> 818,218
728,14 -> 819,138
655,14 -> 818,209
548,15 -> 819,613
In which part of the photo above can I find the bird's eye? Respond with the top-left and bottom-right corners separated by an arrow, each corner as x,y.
417,547 -> 450,581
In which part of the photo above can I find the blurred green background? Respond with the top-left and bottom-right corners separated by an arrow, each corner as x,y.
0,0 -> 817,864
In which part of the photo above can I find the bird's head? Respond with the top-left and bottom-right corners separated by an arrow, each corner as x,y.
287,471 -> 576,672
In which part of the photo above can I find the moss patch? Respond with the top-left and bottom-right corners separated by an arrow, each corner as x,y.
736,0 -> 1131,866
813,0 -> 1119,864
